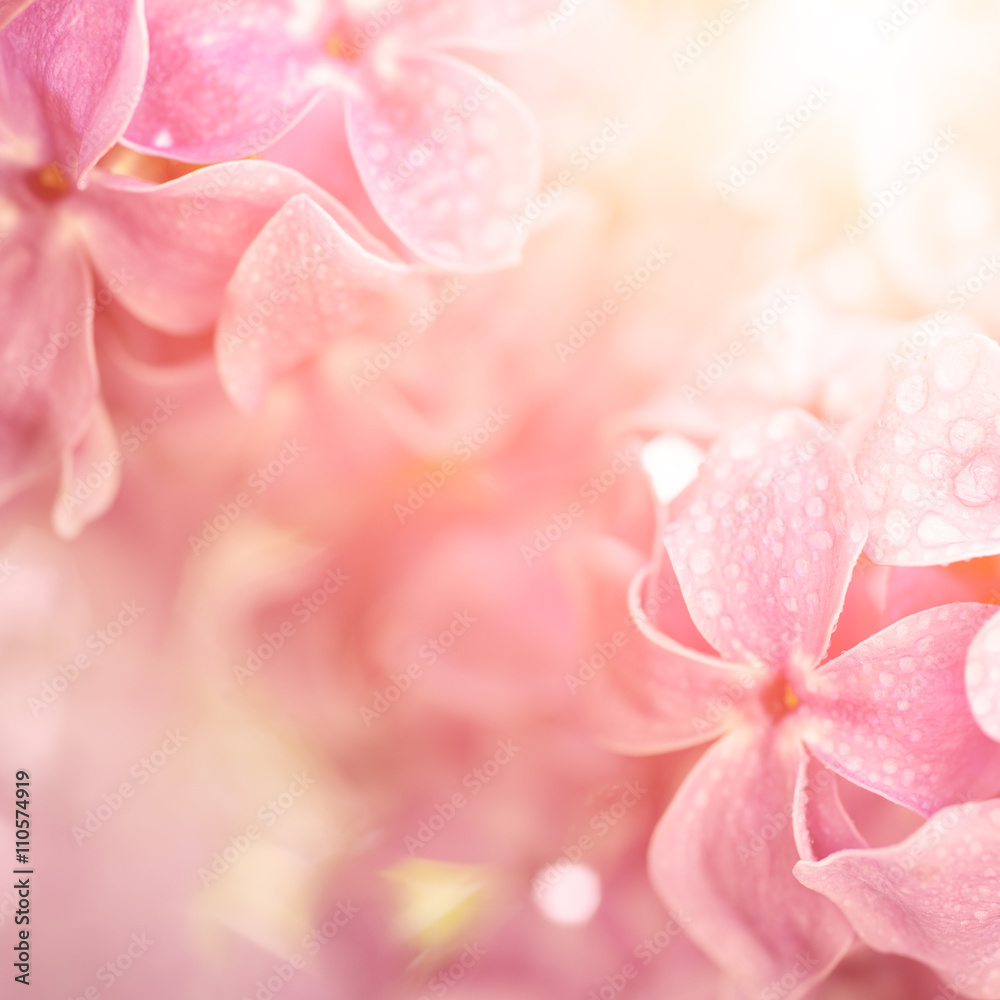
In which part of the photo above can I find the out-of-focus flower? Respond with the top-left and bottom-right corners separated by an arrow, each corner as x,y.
575,406 -> 1000,998
0,0 -> 426,529
125,0 -> 546,270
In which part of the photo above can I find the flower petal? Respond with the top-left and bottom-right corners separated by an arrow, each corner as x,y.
79,161 -> 388,334
392,0 -> 552,50
792,746 -> 867,864
52,402 -> 120,539
0,0 -> 34,31
0,210 -> 95,504
663,408 -> 868,673
123,0 -> 331,163
801,603 -> 1000,817
858,327 -> 1000,566
795,800 -> 1000,999
967,608 -> 1000,743
217,193 -> 424,412
568,536 -> 757,754
0,0 -> 147,181
648,724 -> 854,998
346,52 -> 540,270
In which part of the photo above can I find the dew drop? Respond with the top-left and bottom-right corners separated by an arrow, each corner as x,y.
895,375 -> 928,414
949,419 -> 986,455
698,589 -> 722,618
809,531 -> 833,550
954,456 -> 1000,507
918,450 -> 950,480
916,512 -> 966,545
805,496 -> 826,518
689,549 -> 714,575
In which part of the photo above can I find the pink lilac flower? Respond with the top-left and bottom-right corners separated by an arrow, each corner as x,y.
779,327 -> 1000,997
0,0 -> 424,527
576,406 -> 1000,998
124,0 -> 546,271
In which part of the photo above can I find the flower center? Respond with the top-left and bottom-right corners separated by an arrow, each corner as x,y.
27,162 -> 70,202
325,26 -> 365,63
760,673 -> 801,721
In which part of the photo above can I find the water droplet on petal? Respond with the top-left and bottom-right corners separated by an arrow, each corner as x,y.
805,496 -> 825,518
896,375 -> 928,414
918,450 -> 950,480
949,419 -> 985,455
698,589 -> 722,618
689,549 -> 714,575
916,512 -> 966,545
809,531 -> 832,550
955,455 -> 1000,507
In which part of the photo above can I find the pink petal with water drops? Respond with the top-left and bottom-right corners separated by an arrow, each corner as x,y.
648,724 -> 854,999
216,193 -> 424,412
800,603 -> 1000,817
794,800 -> 1000,999
663,408 -> 868,673
858,327 -> 1000,566
124,0 -> 332,163
966,608 -> 1000,743
0,0 -> 147,181
346,52 -> 540,271
792,747 -> 867,863
79,161 -> 385,335
569,536 -> 760,754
